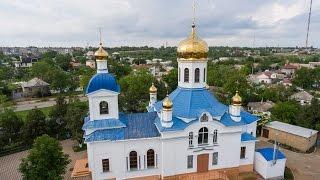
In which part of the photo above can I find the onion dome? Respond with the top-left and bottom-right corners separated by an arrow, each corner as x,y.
86,73 -> 120,94
162,95 -> 173,110
94,43 -> 109,60
177,24 -> 209,60
232,91 -> 242,106
149,83 -> 157,93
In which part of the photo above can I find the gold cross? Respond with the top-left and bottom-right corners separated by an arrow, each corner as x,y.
192,0 -> 196,26
99,27 -> 102,45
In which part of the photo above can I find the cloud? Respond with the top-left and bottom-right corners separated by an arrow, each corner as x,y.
0,0 -> 319,47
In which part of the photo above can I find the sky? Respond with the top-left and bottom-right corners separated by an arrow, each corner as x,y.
0,0 -> 319,47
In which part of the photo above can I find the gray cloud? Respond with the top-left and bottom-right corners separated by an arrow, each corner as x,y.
0,0 -> 319,47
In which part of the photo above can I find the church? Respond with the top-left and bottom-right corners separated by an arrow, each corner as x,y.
82,18 -> 259,180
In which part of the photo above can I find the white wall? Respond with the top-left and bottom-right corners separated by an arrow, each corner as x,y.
243,121 -> 257,137
178,60 -> 207,88
87,138 -> 161,180
239,141 -> 255,166
88,90 -> 119,120
254,152 -> 286,179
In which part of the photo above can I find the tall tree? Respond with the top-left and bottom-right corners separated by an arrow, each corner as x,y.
0,109 -> 23,143
48,96 -> 68,138
271,101 -> 300,125
23,109 -> 47,144
19,134 -> 70,180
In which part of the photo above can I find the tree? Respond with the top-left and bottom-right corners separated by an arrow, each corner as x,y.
48,96 -> 68,139
271,101 -> 300,125
162,68 -> 178,93
23,109 -> 47,144
119,70 -> 157,112
293,67 -> 315,89
55,54 -> 71,71
0,109 -> 23,143
19,134 -> 70,180
65,101 -> 88,145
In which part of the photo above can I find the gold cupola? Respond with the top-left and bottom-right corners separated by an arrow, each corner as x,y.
177,24 -> 209,60
162,95 -> 173,110
232,91 -> 242,106
149,83 -> 157,93
94,43 -> 109,60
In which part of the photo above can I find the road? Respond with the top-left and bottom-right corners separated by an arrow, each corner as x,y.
257,138 -> 320,180
13,95 -> 87,112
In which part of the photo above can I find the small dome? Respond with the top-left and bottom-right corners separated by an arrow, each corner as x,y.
177,25 -> 209,60
232,91 -> 242,106
86,73 -> 120,94
94,43 -> 109,60
162,95 -> 173,110
149,83 -> 157,93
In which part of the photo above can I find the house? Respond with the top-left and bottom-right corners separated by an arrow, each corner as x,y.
254,147 -> 286,179
86,51 -> 95,60
281,78 -> 292,86
290,91 -> 314,105
20,78 -> 50,97
14,56 -> 39,68
281,64 -> 298,77
77,24 -> 261,180
249,72 -> 272,84
247,101 -> 275,117
86,60 -> 96,69
261,121 -> 318,152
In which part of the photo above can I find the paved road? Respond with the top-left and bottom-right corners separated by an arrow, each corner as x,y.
13,95 -> 87,112
257,138 -> 320,180
0,139 -> 90,180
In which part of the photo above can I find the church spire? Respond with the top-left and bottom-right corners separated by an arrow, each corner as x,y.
94,28 -> 109,73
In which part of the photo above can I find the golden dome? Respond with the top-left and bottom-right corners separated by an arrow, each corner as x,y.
95,43 -> 109,60
149,83 -> 157,93
232,91 -> 242,106
162,95 -> 173,110
177,24 -> 209,60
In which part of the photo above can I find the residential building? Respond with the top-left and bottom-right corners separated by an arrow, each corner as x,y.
20,78 -> 50,97
247,101 -> 275,117
290,91 -> 314,105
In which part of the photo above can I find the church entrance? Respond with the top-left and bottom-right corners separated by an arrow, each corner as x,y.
197,154 -> 209,173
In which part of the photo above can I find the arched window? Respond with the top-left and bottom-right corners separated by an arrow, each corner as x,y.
147,149 -> 155,168
184,68 -> 189,82
204,68 -> 206,82
129,151 -> 138,170
198,127 -> 209,145
99,101 -> 109,114
200,114 -> 208,122
189,132 -> 193,147
178,68 -> 181,81
213,130 -> 218,143
195,68 -> 200,83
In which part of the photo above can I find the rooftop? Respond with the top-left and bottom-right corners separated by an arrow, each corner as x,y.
256,148 -> 286,161
265,121 -> 318,138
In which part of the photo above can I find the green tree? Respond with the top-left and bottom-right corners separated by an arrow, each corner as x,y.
162,68 -> 178,93
65,101 -> 87,145
293,67 -> 315,89
48,96 -> 68,139
19,134 -> 70,180
23,109 -> 47,144
55,54 -> 71,71
0,109 -> 23,143
271,101 -> 300,124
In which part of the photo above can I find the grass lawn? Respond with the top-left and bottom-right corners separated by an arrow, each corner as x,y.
16,106 -> 53,120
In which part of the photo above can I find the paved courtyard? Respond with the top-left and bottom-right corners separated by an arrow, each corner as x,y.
0,139 -> 90,180
257,138 -> 320,180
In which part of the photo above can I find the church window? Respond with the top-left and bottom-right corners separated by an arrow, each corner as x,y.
184,68 -> 189,82
179,68 -> 181,81
212,152 -> 218,165
129,151 -> 138,170
102,159 -> 110,172
200,114 -> 208,122
188,132 -> 193,147
187,155 -> 193,168
240,147 -> 246,159
195,68 -> 200,83
147,149 -> 155,168
198,127 -> 208,145
213,129 -> 218,143
99,101 -> 109,114
204,68 -> 206,82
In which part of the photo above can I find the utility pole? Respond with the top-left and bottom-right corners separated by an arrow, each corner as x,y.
305,0 -> 313,48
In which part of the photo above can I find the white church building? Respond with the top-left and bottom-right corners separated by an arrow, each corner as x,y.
82,22 -> 261,179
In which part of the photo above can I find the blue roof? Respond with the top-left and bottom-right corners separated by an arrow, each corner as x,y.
86,72 -> 120,94
84,112 -> 160,142
154,87 -> 227,119
241,132 -> 257,142
155,117 -> 197,132
256,148 -> 286,161
82,116 -> 126,130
